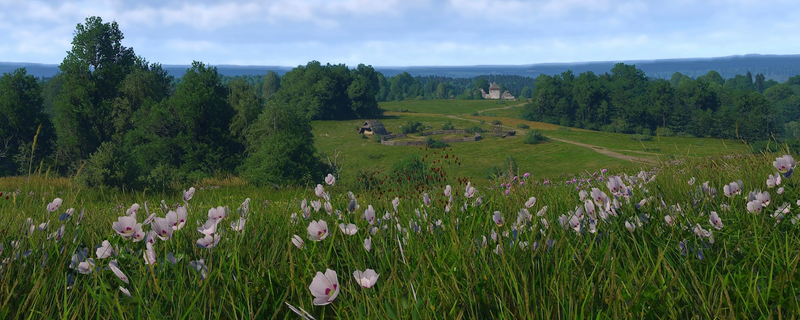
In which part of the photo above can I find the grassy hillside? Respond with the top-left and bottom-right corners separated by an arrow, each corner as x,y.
313,100 -> 750,184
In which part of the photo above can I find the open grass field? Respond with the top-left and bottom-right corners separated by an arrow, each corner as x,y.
315,99 -> 750,185
2,152 -> 800,319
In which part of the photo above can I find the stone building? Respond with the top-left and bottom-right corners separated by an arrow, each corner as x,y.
480,82 -> 515,100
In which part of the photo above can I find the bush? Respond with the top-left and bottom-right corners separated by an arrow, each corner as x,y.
630,134 -> 653,141
657,127 -> 675,137
371,134 -> 382,142
400,121 -> 424,134
524,130 -> 549,144
426,137 -> 449,148
442,121 -> 455,130
465,126 -> 483,134
516,123 -> 530,129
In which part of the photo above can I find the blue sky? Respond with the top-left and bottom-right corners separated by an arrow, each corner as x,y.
0,0 -> 797,67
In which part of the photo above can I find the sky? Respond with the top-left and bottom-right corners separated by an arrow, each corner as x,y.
0,0 -> 798,67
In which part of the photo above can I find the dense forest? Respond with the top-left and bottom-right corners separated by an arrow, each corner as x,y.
3,16 -> 800,190
520,64 -> 800,143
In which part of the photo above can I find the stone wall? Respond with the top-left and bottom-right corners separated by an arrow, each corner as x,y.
381,134 -> 481,146
419,129 -> 467,136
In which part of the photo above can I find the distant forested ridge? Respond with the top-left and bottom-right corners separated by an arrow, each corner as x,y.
520,63 -> 800,143
8,54 -> 800,82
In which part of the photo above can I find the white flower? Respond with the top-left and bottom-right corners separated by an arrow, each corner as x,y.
315,184 -> 326,198
76,258 -> 95,274
152,217 -> 174,241
307,220 -> 329,241
353,269 -> 379,288
392,197 -> 400,212
423,193 -> 431,207
492,211 -> 504,227
464,182 -> 476,198
364,205 -> 376,225
325,173 -> 336,186
324,201 -> 333,215
197,219 -> 220,236
47,198 -> 63,212
113,216 -> 143,239
125,203 -> 140,216
625,220 -> 636,233
525,197 -> 536,208
292,235 -> 305,249
309,269 -> 340,306
231,217 -> 247,232
196,234 -> 221,249
96,240 -> 115,259
207,206 -> 226,221
338,223 -> 358,236
444,185 -> 452,197
183,187 -> 196,202
109,260 -> 129,284
119,286 -> 132,297
364,237 -> 372,252
143,243 -> 157,265
709,211 -> 723,230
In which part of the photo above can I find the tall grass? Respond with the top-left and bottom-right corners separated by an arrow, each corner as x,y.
1,152 -> 799,318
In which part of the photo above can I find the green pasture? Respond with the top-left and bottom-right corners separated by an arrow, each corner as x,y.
378,99 -> 522,116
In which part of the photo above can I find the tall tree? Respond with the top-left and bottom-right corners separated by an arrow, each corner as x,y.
261,70 -> 281,101
228,78 -> 264,145
53,16 -> 137,169
0,68 -> 55,175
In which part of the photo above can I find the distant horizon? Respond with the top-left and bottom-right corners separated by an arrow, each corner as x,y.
3,53 -> 797,69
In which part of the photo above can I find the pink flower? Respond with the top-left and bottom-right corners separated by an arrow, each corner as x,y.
309,269 -> 340,305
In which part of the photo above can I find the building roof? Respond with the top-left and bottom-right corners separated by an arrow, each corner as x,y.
359,120 -> 388,135
489,82 -> 501,90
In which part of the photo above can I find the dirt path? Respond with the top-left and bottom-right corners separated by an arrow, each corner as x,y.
547,137 -> 658,164
463,102 -> 527,115
446,102 -> 659,164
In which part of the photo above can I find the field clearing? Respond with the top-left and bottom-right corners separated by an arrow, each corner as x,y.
378,100 -> 521,116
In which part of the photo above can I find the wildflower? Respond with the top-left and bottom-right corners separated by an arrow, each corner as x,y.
536,206 -> 548,216
183,187 -> 196,202
59,208 -> 75,221
315,184 -> 326,198
465,182 -> 476,198
492,211 -> 504,227
96,240 -> 115,259
525,197 -> 536,208
392,197 -> 400,212
113,216 -> 143,240
208,206 -> 226,221
152,217 -> 174,241
47,198 -> 63,212
625,220 -> 636,232
767,173 -> 781,188
231,217 -> 247,232
338,223 -> 358,236
309,269 -> 340,305
310,200 -> 322,212
324,201 -> 333,215
709,211 -> 723,230
688,177 -> 695,185
517,208 -> 532,225
664,215 -> 674,227
747,200 -> 763,213
353,269 -> 379,288
723,181 -> 742,197
325,173 -> 336,186
172,206 -> 188,230
109,260 -> 129,284
307,220 -> 329,241
423,193 -> 431,207
142,212 -> 157,225
774,155 -> 796,178
778,187 -> 785,194
125,203 -> 140,217
189,259 -> 208,280
444,185 -> 452,197
579,190 -> 588,201
197,219 -> 219,236
364,205 -> 376,225
119,286 -> 131,297
364,237 -> 372,252
166,252 -> 181,265
143,243 -> 157,264
493,244 -> 503,255
196,234 -> 221,249
292,235 -> 305,249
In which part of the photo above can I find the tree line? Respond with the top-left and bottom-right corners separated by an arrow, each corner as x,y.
0,16 -> 383,188
520,63 -> 800,143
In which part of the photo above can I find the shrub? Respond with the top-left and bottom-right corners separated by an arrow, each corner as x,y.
524,130 -> 549,144
657,127 -> 675,137
442,121 -> 455,130
371,134 -> 382,142
400,121 -> 424,134
516,123 -> 530,129
426,137 -> 449,148
630,134 -> 653,141
465,126 -> 483,134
